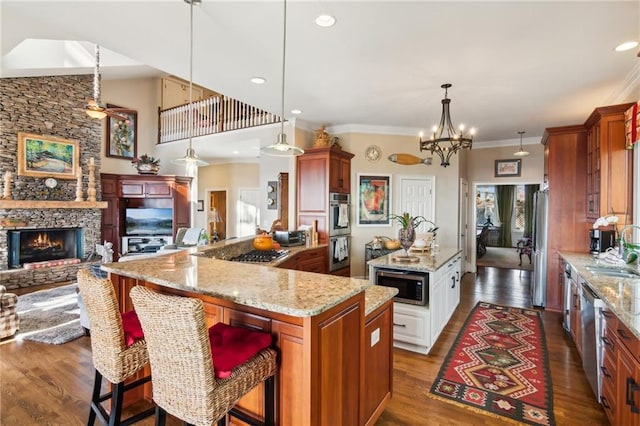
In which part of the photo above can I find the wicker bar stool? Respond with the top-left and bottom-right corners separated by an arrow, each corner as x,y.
130,286 -> 278,426
77,269 -> 155,426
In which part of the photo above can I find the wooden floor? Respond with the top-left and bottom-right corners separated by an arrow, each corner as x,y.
0,267 -> 608,425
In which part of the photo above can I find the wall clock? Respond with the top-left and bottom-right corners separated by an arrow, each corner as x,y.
365,145 -> 381,162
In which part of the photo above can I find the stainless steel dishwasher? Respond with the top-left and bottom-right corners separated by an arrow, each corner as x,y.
580,280 -> 605,401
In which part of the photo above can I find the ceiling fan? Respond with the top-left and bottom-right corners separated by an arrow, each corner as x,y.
84,44 -> 126,120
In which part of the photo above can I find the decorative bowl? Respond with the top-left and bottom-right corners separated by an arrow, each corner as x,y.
384,239 -> 401,250
253,234 -> 273,251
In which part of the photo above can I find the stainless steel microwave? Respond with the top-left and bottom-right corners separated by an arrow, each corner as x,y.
374,268 -> 428,305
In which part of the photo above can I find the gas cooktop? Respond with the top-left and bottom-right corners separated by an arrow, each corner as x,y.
230,249 -> 289,263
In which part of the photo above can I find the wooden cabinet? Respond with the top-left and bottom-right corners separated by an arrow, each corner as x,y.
362,299 -> 393,426
600,307 -> 640,425
329,154 -> 351,194
296,146 -> 354,275
585,103 -> 634,226
541,125 -> 589,311
276,247 -> 327,274
100,174 -> 192,259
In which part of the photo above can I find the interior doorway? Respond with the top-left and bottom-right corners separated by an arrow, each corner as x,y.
208,190 -> 227,242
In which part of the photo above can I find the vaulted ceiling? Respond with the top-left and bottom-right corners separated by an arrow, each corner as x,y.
2,1 -> 639,152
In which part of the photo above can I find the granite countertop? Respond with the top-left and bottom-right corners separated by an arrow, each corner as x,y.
365,285 -> 398,316
559,251 -> 640,340
102,248 -> 383,318
367,247 -> 462,272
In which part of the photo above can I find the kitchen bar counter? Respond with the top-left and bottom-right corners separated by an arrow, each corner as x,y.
102,248 -> 396,425
559,251 -> 640,339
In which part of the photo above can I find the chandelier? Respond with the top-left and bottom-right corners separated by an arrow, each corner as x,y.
419,83 -> 475,167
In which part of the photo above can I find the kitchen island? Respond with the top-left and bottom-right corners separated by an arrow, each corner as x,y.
102,247 -> 397,426
368,248 -> 463,354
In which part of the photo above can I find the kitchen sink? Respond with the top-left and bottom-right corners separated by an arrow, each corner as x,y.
585,265 -> 640,279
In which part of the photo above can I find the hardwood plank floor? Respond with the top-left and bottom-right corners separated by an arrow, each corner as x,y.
0,267 -> 608,425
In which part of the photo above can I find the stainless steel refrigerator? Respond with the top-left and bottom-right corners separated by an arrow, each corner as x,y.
531,189 -> 549,307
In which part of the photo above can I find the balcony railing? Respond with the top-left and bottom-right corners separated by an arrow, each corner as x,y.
158,95 -> 280,144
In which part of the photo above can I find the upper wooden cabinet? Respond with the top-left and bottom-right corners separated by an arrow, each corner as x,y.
541,125 -> 588,311
296,146 -> 354,242
585,103 -> 634,226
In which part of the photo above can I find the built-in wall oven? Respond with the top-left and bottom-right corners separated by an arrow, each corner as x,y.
329,235 -> 350,272
374,268 -> 429,306
329,193 -> 351,236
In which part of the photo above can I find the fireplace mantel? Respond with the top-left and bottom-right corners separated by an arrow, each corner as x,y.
0,200 -> 108,209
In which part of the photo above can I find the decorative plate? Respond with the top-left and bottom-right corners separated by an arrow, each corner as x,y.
44,177 -> 58,189
365,145 -> 381,162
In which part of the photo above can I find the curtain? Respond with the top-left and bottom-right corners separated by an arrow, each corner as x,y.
496,185 -> 515,247
524,184 -> 539,237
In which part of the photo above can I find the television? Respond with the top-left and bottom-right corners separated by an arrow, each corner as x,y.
125,208 -> 173,236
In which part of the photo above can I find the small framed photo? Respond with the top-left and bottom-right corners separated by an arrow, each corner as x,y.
197,200 -> 204,211
495,159 -> 521,177
106,107 -> 137,160
357,174 -> 392,226
17,132 -> 79,179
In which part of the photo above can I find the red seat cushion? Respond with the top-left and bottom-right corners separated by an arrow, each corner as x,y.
208,322 -> 272,379
121,310 -> 144,347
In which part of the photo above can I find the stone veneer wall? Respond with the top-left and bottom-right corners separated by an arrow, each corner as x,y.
0,76 -> 103,289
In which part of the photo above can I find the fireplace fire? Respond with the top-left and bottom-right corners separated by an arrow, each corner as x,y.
8,228 -> 84,268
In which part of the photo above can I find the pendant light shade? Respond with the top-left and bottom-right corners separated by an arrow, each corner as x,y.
260,0 -> 304,157
513,131 -> 530,157
172,0 -> 208,168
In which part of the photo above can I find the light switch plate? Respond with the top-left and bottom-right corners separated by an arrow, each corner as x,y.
371,328 -> 380,347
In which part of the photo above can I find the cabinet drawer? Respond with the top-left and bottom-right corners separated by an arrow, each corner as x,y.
145,182 -> 172,197
600,378 -> 616,425
392,305 -> 428,346
601,344 -> 616,389
602,324 -> 618,358
120,182 -> 145,197
296,247 -> 324,262
614,319 -> 640,364
298,257 -> 326,274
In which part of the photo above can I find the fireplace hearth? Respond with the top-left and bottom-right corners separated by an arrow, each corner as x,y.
8,228 -> 84,268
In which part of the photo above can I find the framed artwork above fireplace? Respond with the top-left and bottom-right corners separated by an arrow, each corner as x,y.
17,132 -> 79,179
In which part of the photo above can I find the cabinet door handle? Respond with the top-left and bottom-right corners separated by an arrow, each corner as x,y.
600,365 -> 612,379
601,336 -> 613,348
628,377 -> 640,413
601,396 -> 611,410
456,271 -> 460,282
601,310 -> 612,318
617,328 -> 632,340
451,276 -> 456,289
393,323 -> 406,328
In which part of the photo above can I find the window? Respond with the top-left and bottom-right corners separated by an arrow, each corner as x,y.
514,185 -> 525,231
476,186 -> 500,226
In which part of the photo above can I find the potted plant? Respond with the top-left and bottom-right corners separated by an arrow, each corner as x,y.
132,154 -> 160,175
388,212 -> 438,256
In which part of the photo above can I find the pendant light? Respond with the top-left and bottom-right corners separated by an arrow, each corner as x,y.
260,0 -> 304,157
513,131 -> 530,157
172,0 -> 208,168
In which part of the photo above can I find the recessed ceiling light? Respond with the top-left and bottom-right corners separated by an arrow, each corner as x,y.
291,109 -> 302,115
232,150 -> 239,155
615,41 -> 638,52
315,14 -> 336,28
250,77 -> 266,84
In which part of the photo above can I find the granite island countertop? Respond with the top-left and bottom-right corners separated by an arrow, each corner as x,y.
102,248 -> 395,318
559,251 -> 640,340
367,247 -> 462,273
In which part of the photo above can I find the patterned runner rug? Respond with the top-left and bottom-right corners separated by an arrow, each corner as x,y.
429,301 -> 555,425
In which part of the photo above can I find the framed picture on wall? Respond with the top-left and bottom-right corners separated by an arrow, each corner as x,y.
106,106 -> 137,160
17,132 -> 79,179
357,174 -> 392,226
495,159 -> 521,177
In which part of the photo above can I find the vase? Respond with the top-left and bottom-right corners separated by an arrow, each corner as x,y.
398,226 -> 415,256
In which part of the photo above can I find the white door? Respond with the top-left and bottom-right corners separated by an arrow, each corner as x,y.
398,176 -> 435,233
238,188 -> 260,238
459,179 -> 470,272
